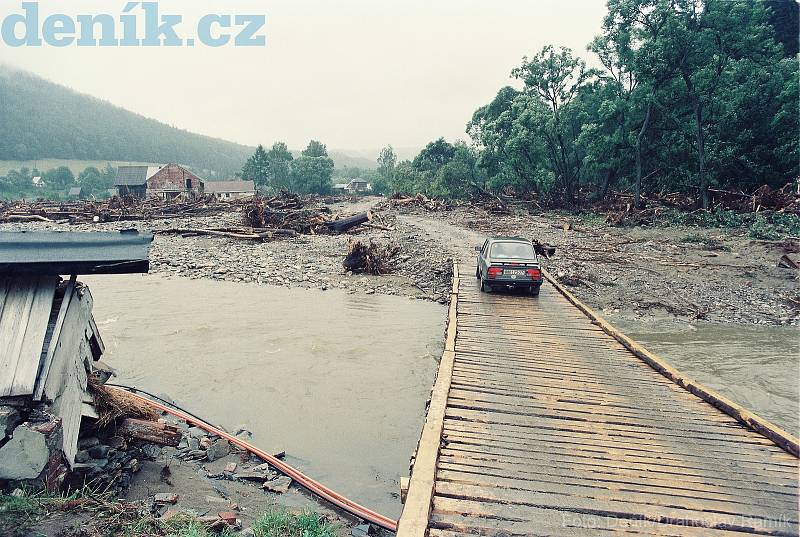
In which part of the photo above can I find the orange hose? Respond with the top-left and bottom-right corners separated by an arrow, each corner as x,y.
111,387 -> 398,531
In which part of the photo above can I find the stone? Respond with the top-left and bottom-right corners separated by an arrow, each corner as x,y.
187,427 -> 205,438
154,493 -> 179,504
77,436 -> 100,449
240,528 -> 255,537
142,444 -> 162,458
186,449 -> 206,459
233,471 -> 267,482
199,436 -> 213,449
206,440 -> 229,462
125,458 -> 141,472
0,426 -> 49,480
218,511 -> 237,525
188,437 -> 200,451
88,445 -> 110,459
224,462 -> 237,474
351,523 -> 373,537
0,406 -> 22,437
262,476 -> 292,494
107,436 -> 127,449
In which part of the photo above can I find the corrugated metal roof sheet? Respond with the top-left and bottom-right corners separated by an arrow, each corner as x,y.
0,230 -> 153,275
205,180 -> 256,193
114,166 -> 149,186
0,276 -> 58,397
68,187 -> 82,196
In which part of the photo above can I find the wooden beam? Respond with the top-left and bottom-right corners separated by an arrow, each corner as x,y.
397,261 -> 459,537
116,418 -> 183,446
34,276 -> 76,401
541,268 -> 799,458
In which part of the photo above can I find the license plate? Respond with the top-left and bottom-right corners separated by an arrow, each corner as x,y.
504,269 -> 525,276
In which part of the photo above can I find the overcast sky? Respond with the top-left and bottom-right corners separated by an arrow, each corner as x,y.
3,0 -> 608,154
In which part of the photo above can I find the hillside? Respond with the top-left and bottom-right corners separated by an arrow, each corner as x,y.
0,66 -> 254,177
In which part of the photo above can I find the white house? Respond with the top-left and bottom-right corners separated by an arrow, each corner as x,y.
204,180 -> 256,200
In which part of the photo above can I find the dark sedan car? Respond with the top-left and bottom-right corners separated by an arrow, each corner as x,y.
476,237 -> 543,296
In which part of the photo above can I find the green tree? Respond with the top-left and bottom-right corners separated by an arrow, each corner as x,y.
290,155 -> 334,195
302,140 -> 328,158
374,145 -> 397,194
266,142 -> 294,191
511,45 -> 592,203
44,166 -> 75,189
241,144 -> 270,189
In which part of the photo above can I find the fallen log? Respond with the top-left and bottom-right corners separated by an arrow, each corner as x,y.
157,228 -> 272,240
778,254 -> 798,270
326,211 -> 370,233
116,418 -> 182,446
2,214 -> 55,222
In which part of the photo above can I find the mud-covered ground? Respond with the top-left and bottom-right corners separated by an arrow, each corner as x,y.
4,196 -> 797,325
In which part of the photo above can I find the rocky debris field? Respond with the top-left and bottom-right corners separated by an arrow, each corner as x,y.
2,196 -> 796,324
410,205 -> 799,326
0,198 -> 454,303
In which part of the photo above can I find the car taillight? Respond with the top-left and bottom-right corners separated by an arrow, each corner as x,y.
487,267 -> 503,279
527,268 -> 541,280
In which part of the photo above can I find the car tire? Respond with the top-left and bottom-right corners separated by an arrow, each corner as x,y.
475,266 -> 480,279
530,286 -> 540,297
480,278 -> 490,293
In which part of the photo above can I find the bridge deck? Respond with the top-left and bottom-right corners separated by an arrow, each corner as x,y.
398,262 -> 799,537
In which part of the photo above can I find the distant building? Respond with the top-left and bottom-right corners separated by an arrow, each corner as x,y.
345,178 -> 370,193
204,180 -> 256,200
333,178 -> 371,194
114,164 -> 204,199
31,176 -> 44,188
68,187 -> 82,199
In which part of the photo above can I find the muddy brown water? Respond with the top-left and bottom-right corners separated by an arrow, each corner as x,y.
616,319 -> 799,437
83,274 -> 445,519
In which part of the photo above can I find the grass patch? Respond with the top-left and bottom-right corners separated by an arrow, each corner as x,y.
680,233 -> 729,251
0,492 -> 339,537
252,508 -> 338,537
0,492 -> 41,537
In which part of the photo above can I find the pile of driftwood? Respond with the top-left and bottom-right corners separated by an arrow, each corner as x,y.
387,193 -> 449,211
0,195 -> 238,224
343,239 -> 400,275
156,194 -> 376,242
242,193 -> 373,235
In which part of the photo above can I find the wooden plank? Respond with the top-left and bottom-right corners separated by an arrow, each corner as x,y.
0,276 -> 57,396
430,497 -> 770,537
541,268 -> 800,457
10,276 -> 57,396
435,468 -> 795,522
34,276 -> 76,401
397,261 -> 459,537
434,481 -> 797,535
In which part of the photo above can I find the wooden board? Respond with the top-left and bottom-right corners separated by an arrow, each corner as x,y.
0,276 -> 58,397
396,261 -> 800,537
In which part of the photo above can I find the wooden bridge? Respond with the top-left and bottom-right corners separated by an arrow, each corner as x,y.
397,261 -> 799,537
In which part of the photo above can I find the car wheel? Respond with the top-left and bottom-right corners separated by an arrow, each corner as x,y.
475,266 -> 480,279
480,277 -> 489,293
530,286 -> 540,297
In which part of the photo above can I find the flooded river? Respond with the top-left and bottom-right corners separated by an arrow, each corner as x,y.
83,274 -> 445,518
81,273 -> 797,518
617,320 -> 799,437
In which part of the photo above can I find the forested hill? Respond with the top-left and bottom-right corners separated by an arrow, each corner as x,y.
0,67 -> 253,177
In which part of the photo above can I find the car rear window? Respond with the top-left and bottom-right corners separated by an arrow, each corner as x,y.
490,242 -> 535,259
